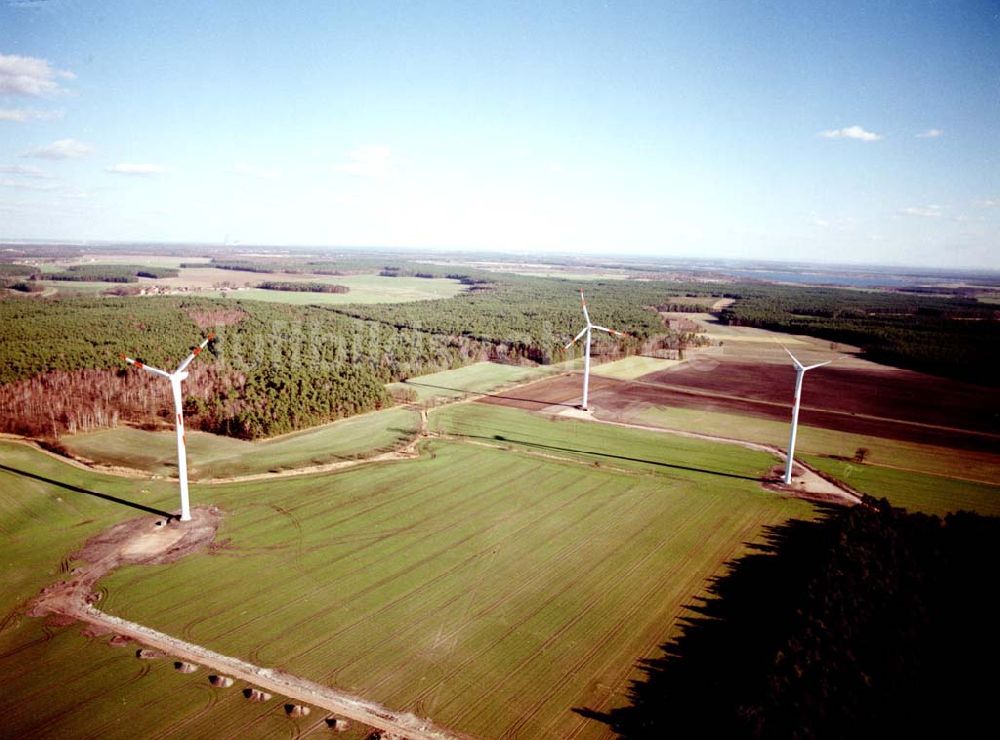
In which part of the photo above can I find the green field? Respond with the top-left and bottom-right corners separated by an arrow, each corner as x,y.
59,406 -> 420,479
804,455 -> 1000,517
388,361 -> 557,402
201,274 -> 465,304
633,404 -> 999,483
36,280 -> 118,295
590,355 -> 682,380
431,402 -> 779,481
0,438 -> 352,739
0,407 -> 814,738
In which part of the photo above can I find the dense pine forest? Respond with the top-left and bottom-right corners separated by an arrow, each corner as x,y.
328,274 -> 676,362
717,285 -> 999,384
586,497 -> 998,738
0,296 -> 496,439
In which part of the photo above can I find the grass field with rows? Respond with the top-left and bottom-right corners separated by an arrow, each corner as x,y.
1,405 -> 814,738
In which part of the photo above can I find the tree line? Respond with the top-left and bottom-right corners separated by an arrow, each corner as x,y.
586,496 -> 999,738
256,281 -> 349,293
717,284 -> 999,384
0,296 -> 495,439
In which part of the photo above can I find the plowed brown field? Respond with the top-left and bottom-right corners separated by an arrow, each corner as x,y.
480,362 -> 1000,452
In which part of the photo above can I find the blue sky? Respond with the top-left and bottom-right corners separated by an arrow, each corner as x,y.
1,0 -> 998,268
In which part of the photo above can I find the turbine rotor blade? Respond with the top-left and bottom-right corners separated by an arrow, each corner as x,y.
590,325 -> 625,336
175,333 -> 216,374
121,354 -> 171,378
782,345 -> 804,369
803,360 -> 834,371
564,326 -> 588,349
579,289 -> 591,325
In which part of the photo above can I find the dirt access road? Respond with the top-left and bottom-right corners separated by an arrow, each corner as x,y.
29,508 -> 461,740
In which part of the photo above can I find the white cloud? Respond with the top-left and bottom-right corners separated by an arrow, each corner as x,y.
820,125 -> 882,142
976,198 -> 999,207
232,162 -> 279,179
21,138 -> 92,159
0,177 -> 56,191
916,128 -> 943,138
0,107 -> 63,122
106,162 -> 170,176
0,53 -> 74,97
0,164 -> 48,177
899,205 -> 942,218
337,145 -> 391,178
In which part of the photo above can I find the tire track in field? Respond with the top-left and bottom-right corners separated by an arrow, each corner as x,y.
120,455 -> 508,640
26,510 -> 460,740
108,473 -> 446,617
17,649 -> 166,733
87,671 -> 219,740
181,459 -> 544,664
1,632 -> 117,702
318,472 -> 631,684
196,461 -> 553,662
276,465 -> 572,668
502,512 -> 729,738
352,482 -> 659,716
190,694 -> 292,740
561,506 -> 797,739
396,497 -> 668,714
69,604 -> 458,739
455,508 -> 697,736
28,600 -> 456,740
85,658 -> 209,740
172,478 -> 501,649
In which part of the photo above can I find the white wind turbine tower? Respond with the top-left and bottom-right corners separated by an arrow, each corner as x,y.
565,289 -> 625,411
782,347 -> 832,485
121,334 -> 215,522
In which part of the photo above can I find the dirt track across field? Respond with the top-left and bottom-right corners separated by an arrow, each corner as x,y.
28,508 -> 460,740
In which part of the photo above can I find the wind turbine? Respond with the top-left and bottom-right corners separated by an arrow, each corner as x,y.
121,334 -> 215,522
782,347 -> 832,485
565,289 -> 625,410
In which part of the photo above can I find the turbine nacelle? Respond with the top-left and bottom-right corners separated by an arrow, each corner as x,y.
783,346 -> 832,373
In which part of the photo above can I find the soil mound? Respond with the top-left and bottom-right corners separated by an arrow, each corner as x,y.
209,674 -> 234,688
325,717 -> 350,731
136,648 -> 163,659
174,661 -> 198,673
285,703 -> 312,717
242,687 -> 272,702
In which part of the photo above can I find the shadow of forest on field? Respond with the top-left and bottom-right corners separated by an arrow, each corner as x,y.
575,498 -> 998,738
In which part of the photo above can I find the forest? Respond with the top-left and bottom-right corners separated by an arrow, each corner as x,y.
584,497 -> 999,738
0,296 -> 494,439
256,281 -> 349,293
47,264 -> 180,282
328,273 -> 676,363
717,285 -> 999,383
